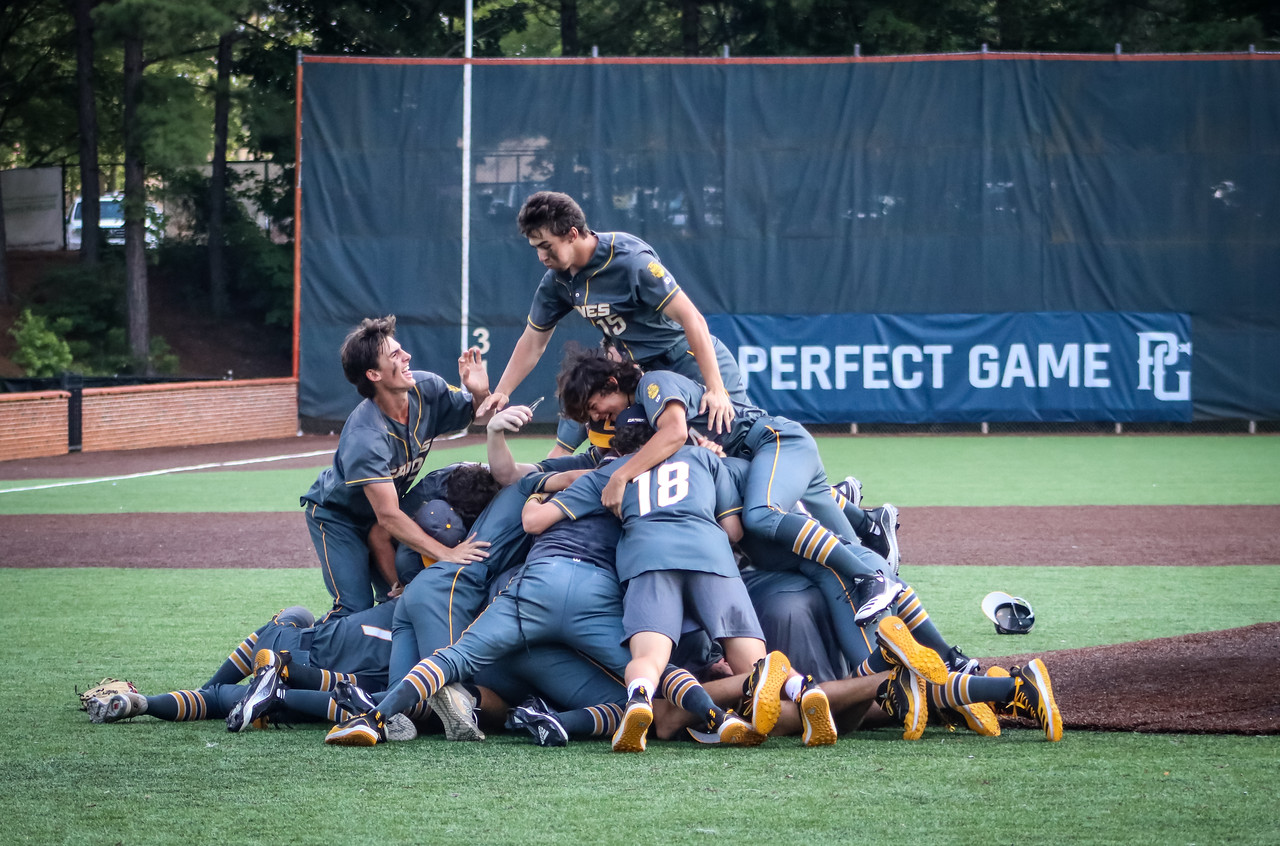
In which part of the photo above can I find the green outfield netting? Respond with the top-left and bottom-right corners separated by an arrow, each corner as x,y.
297,54 -> 1279,425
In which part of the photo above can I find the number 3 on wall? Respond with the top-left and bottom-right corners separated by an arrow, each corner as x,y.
471,327 -> 490,354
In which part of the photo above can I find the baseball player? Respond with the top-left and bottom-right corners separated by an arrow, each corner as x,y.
299,315 -> 493,618
521,408 -> 812,749
84,604 -> 402,732
555,345 -> 904,625
476,190 -> 748,435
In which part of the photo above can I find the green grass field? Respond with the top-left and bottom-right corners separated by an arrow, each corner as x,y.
2,435 -> 1279,844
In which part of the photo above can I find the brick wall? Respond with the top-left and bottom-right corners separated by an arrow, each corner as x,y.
80,378 -> 298,452
0,390 -> 71,460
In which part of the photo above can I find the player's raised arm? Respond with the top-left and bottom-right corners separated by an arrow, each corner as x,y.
662,291 -> 734,434
476,324 -> 555,418
486,404 -> 540,486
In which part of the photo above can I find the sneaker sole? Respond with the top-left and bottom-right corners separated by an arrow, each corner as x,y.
1024,659 -> 1063,742
747,651 -> 791,736
324,724 -> 380,746
384,713 -> 418,742
877,617 -> 949,685
688,719 -> 768,746
879,503 -> 901,574
800,689 -> 838,747
430,684 -> 485,742
612,702 -> 652,753
900,670 -> 928,741
956,702 -> 1001,737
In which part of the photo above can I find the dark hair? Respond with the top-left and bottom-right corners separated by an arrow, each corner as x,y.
444,463 -> 501,529
517,191 -> 589,238
340,316 -> 396,400
555,342 -> 643,423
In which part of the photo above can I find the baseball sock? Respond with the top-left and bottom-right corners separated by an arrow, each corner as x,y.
932,672 -> 1014,708
775,513 -> 879,579
894,587 -> 951,655
377,657 -> 447,717
204,632 -> 260,686
146,690 -> 208,721
627,678 -> 655,702
277,662 -> 357,691
659,666 -> 723,727
558,703 -> 624,737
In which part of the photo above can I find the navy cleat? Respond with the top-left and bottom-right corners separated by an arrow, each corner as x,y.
506,696 -> 569,748
226,649 -> 285,732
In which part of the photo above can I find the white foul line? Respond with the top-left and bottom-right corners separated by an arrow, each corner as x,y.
0,449 -> 336,495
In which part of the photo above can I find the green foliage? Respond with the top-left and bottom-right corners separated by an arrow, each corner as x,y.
22,259 -> 178,375
7,309 -> 74,376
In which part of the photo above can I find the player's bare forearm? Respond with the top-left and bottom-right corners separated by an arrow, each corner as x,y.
665,293 -> 734,433
486,405 -> 539,486
483,325 -> 555,417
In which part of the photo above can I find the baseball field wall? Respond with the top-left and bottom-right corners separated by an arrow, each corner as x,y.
0,391 -> 70,460
74,379 -> 298,453
295,52 -> 1280,425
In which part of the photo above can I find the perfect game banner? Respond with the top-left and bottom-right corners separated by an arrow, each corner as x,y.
705,312 -> 1192,424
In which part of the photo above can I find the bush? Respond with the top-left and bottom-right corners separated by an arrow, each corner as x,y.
9,309 -> 74,377
26,259 -> 176,375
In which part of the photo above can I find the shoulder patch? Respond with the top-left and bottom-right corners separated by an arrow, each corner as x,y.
646,383 -> 660,400
647,260 -> 666,278
447,383 -> 461,393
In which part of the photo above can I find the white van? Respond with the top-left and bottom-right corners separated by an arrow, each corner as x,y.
66,193 -> 161,249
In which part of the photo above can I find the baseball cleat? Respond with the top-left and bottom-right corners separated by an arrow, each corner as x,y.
834,476 -> 863,509
688,709 -> 767,746
331,680 -> 379,720
875,615 -> 949,685
943,645 -> 981,675
852,572 -> 905,625
87,692 -> 148,724
506,696 -> 569,748
877,666 -> 928,741
226,650 -> 286,732
798,677 -> 838,747
739,651 -> 792,736
1008,659 -> 1063,742
612,687 -> 653,753
859,504 -> 901,574
325,711 -> 386,746
429,683 -> 485,742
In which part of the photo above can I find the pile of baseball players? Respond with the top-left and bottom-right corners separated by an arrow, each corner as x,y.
84,191 -> 1063,750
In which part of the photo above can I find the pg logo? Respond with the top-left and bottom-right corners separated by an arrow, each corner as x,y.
1136,332 -> 1191,402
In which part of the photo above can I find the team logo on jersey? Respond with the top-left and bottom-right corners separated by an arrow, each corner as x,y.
647,383 -> 660,400
647,261 -> 666,278
447,383 -> 461,393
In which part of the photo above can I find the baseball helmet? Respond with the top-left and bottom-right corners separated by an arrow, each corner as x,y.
981,591 -> 1035,635
412,499 -> 466,548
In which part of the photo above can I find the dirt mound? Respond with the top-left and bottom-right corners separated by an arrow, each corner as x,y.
991,622 -> 1280,735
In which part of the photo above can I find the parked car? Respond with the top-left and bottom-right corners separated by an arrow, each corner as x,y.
66,193 -> 161,249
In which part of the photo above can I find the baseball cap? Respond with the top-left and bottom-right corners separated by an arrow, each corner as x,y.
615,402 -> 650,429
412,499 -> 466,548
981,591 -> 1036,634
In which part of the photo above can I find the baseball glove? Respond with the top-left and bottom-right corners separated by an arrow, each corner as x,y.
77,677 -> 139,710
